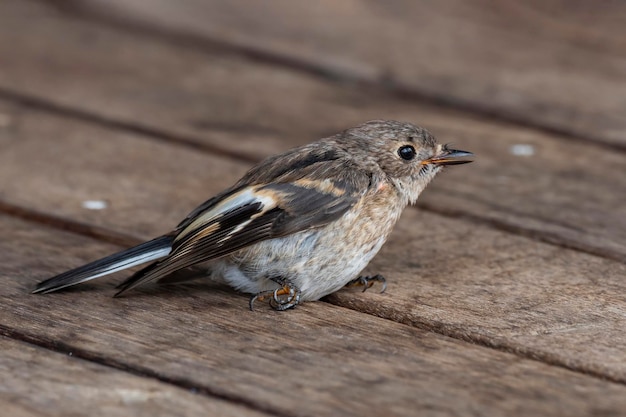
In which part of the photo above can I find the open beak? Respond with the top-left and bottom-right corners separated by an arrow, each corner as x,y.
423,148 -> 474,166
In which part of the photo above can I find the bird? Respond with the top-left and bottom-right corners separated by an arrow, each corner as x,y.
33,120 -> 473,310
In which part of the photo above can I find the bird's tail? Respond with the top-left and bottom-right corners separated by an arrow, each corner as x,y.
33,235 -> 174,294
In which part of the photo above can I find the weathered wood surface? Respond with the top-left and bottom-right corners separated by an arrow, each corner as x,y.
0,0 -> 624,264
1,0 -> 626,415
4,217 -> 626,416
2,99 -> 626,385
70,0 -> 626,148
0,337 -> 267,417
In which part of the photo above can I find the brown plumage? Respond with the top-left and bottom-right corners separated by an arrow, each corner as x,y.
33,120 -> 473,310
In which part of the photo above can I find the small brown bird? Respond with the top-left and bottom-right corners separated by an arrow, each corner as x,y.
34,120 -> 473,310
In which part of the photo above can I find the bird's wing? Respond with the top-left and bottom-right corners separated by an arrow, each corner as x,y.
173,141 -> 344,232
115,170 -> 370,295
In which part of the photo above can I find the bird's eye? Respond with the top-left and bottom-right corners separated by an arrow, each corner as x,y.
398,145 -> 416,161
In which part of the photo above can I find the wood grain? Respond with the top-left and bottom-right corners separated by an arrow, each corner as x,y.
0,337 -> 268,417
70,0 -> 626,148
0,1 -> 624,262
3,216 -> 626,417
1,100 -> 626,384
2,1 -> 625,415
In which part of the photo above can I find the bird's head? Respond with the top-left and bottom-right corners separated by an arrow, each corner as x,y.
340,120 -> 473,203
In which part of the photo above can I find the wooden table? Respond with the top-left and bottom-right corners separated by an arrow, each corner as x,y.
1,1 -> 625,416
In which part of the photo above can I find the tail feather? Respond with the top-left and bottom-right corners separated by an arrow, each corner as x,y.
113,261 -> 162,296
33,235 -> 174,294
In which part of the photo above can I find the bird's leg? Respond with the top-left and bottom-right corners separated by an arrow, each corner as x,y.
344,274 -> 387,293
249,278 -> 301,311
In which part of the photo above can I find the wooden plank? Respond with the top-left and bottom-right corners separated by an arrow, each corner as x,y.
0,100 -> 248,237
70,0 -> 626,148
2,100 -> 626,384
329,207 -> 626,382
4,216 -> 626,416
0,336 -> 269,417
0,0 -> 624,262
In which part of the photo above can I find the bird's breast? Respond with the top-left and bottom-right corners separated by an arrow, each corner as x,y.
223,188 -> 406,300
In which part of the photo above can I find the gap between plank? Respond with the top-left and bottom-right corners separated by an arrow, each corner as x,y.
323,299 -> 626,386
0,87 -> 623,265
0,324 -> 292,417
418,200 -> 626,265
0,200 -> 142,249
46,0 -> 626,154
0,89 -> 258,164
2,199 -> 626,387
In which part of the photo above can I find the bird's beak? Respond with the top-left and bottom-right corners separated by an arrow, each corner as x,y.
423,148 -> 474,166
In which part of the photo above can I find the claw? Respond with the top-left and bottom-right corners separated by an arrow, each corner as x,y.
345,274 -> 387,294
250,284 -> 301,311
249,291 -> 270,311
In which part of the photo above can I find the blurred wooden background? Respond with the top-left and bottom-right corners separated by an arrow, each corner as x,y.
1,1 -> 625,416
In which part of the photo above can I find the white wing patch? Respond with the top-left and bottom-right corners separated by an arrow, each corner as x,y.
175,187 -> 278,243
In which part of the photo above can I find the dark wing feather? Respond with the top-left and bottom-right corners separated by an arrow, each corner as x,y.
236,144 -> 342,185
174,140 -> 364,230
115,199 -> 268,294
261,182 -> 357,235
175,186 -> 245,231
118,171 -> 369,294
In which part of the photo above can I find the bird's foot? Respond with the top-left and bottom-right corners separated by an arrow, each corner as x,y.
345,274 -> 387,293
249,284 -> 301,311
